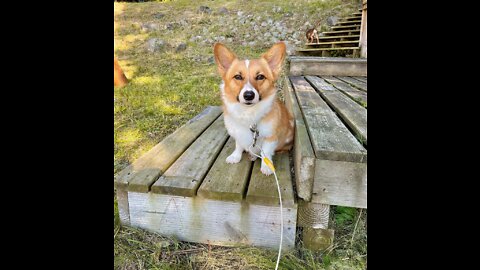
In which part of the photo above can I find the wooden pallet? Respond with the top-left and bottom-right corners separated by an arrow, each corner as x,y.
114,73 -> 367,251
115,106 -> 297,250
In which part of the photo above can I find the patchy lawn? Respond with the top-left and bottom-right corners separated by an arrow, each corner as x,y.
114,0 -> 366,269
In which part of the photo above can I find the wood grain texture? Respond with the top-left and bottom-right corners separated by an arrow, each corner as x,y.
297,200 -> 330,229
128,192 -> 298,250
322,76 -> 367,107
151,116 -> 229,197
246,153 -> 295,208
116,188 -> 130,225
305,76 -> 367,145
302,227 -> 334,251
352,76 -> 367,83
290,76 -> 367,163
288,56 -> 367,76
197,137 -> 253,201
335,76 -> 367,92
312,159 -> 367,208
115,106 -> 222,192
283,76 -> 315,201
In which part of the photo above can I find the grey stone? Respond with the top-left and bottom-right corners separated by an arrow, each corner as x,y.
190,35 -> 202,42
226,37 -> 233,43
248,41 -> 256,46
284,41 -> 296,56
165,23 -> 174,30
327,16 -> 339,26
141,23 -> 159,31
261,21 -> 267,27
284,12 -> 293,17
207,56 -> 215,64
267,19 -> 273,25
176,43 -> 187,52
218,7 -> 228,15
146,38 -> 168,53
237,11 -> 244,16
199,6 -> 212,14
153,13 -> 164,19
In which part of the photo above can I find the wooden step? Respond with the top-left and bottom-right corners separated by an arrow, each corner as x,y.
317,35 -> 360,40
331,24 -> 360,30
351,12 -> 362,16
337,20 -> 362,26
288,56 -> 367,76
323,29 -> 360,36
341,16 -> 361,21
305,40 -> 359,48
296,47 -> 359,52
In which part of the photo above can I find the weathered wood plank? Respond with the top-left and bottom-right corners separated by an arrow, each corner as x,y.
283,76 -> 315,201
151,116 -> 229,196
322,76 -> 367,107
116,188 -> 130,225
288,56 -> 367,76
246,153 -> 295,207
312,159 -> 367,208
290,76 -> 367,163
302,227 -> 334,251
197,137 -> 253,201
305,76 -> 367,145
335,76 -> 367,92
352,76 -> 367,83
115,106 -> 222,192
297,200 -> 330,229
128,192 -> 298,250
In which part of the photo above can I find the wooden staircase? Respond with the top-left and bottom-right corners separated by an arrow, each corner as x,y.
296,9 -> 363,57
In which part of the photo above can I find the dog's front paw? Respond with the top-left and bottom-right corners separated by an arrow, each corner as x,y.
261,162 -> 273,176
226,153 -> 242,164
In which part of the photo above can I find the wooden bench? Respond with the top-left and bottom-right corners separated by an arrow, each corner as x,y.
114,58 -> 367,251
114,106 -> 298,250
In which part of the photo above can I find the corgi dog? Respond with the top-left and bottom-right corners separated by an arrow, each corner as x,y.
213,42 -> 294,175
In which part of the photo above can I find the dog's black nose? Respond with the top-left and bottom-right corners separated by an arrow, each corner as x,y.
243,91 -> 255,101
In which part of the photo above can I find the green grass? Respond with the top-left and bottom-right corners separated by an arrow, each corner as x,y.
114,1 -> 366,269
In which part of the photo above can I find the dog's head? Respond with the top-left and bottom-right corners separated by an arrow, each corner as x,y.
213,42 -> 286,106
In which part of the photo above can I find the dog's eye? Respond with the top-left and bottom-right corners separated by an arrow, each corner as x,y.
234,75 -> 243,80
255,74 -> 265,80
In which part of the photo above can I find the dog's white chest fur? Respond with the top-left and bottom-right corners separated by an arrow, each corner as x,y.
221,83 -> 275,149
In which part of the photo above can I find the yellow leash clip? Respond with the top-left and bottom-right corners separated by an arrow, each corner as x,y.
262,156 -> 275,172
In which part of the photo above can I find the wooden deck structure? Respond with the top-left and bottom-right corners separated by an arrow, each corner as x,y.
115,106 -> 298,250
297,0 -> 367,58
115,51 -> 367,251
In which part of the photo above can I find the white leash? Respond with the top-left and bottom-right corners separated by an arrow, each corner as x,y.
248,142 -> 283,270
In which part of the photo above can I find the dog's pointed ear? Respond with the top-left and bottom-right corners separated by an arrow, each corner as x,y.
261,42 -> 286,80
214,43 -> 237,77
